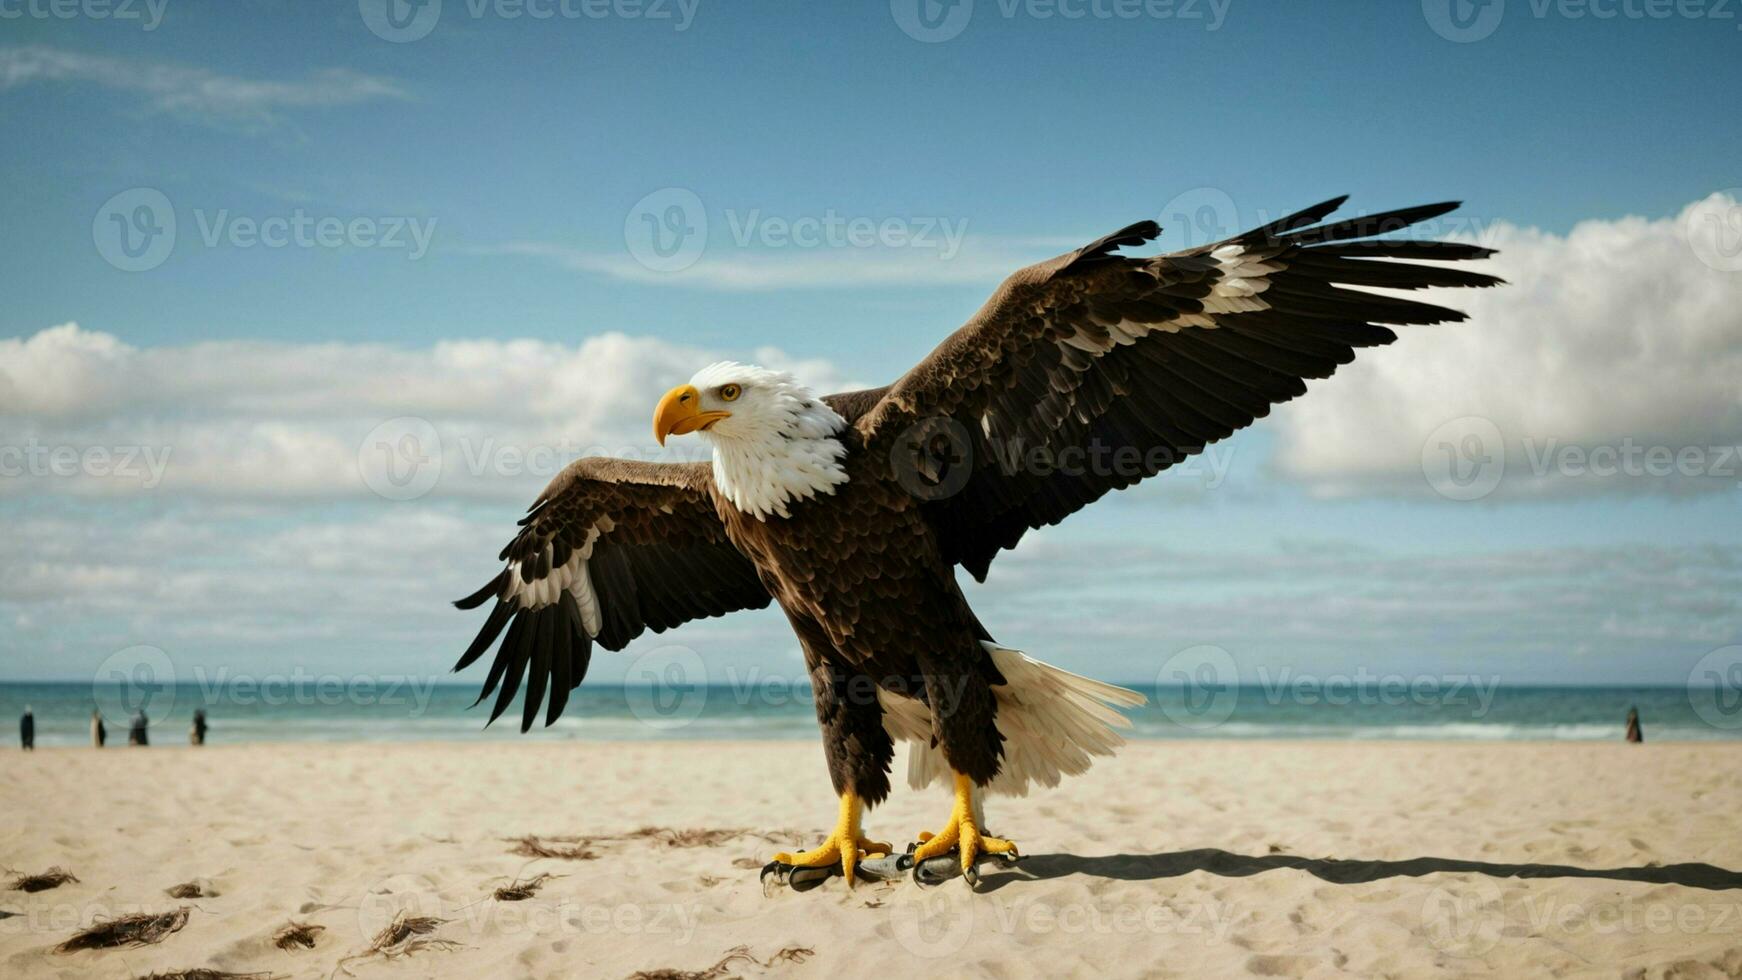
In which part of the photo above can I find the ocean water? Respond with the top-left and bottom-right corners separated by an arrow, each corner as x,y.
1,681 -> 1736,747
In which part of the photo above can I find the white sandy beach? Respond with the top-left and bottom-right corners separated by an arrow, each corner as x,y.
3,740 -> 1740,979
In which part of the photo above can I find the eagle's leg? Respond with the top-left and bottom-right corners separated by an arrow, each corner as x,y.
911,771 -> 1018,876
767,653 -> 894,887
769,789 -> 892,887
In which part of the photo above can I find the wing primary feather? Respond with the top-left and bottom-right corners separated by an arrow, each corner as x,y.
473,611 -> 526,708
453,570 -> 509,610
487,612 -> 534,726
571,629 -> 593,689
1243,195 -> 1348,239
1062,220 -> 1162,273
1285,201 -> 1461,246
1309,240 -> 1496,260
520,606 -> 554,733
453,600 -> 513,672
546,593 -> 577,725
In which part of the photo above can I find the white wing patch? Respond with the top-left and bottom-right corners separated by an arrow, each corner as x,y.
500,525 -> 606,637
880,643 -> 1146,799
1055,244 -> 1282,362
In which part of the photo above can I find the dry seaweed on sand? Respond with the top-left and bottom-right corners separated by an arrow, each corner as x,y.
505,835 -> 599,860
165,881 -> 210,899
628,827 -> 755,849
336,910 -> 462,975
6,866 -> 80,892
271,920 -> 325,951
54,907 -> 190,953
628,945 -> 815,980
506,827 -> 775,861
367,911 -> 453,953
492,872 -> 560,901
136,971 -> 284,980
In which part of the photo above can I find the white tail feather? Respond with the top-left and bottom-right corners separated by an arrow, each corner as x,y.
879,643 -> 1147,798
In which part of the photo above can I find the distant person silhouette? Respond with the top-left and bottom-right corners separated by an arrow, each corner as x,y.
129,709 -> 149,746
91,710 -> 107,748
20,708 -> 33,751
1625,706 -> 1643,743
190,709 -> 207,746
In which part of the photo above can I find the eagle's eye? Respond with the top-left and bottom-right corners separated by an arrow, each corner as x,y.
718,384 -> 742,402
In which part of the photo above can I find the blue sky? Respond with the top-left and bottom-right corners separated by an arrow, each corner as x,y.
2,0 -> 1740,689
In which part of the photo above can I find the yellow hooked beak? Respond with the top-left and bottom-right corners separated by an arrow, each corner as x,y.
653,384 -> 731,445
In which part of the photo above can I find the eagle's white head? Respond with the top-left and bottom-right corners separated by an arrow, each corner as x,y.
652,361 -> 849,520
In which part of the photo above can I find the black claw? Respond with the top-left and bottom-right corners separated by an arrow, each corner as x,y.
911,850 -> 961,886
963,863 -> 981,889
787,864 -> 838,892
761,859 -> 842,893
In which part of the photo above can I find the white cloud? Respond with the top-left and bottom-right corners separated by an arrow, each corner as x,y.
0,323 -> 859,501
5,498 -> 1732,684
980,533 -> 1742,681
465,235 -> 1047,291
0,45 -> 407,127
0,502 -> 800,679
1272,194 -> 1742,499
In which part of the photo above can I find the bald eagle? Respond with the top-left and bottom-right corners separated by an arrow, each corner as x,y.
453,197 -> 1501,884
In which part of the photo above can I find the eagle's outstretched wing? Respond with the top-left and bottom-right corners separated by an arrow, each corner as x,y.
860,197 -> 1504,580
452,457 -> 769,731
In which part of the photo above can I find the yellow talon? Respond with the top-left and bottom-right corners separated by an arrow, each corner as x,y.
769,790 -> 888,887
911,772 -> 1018,876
